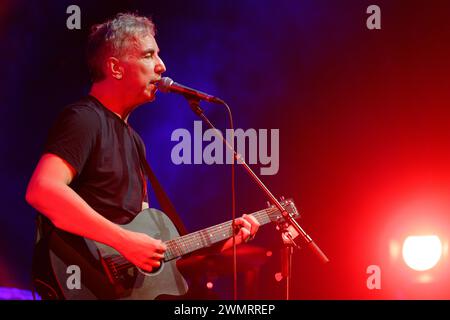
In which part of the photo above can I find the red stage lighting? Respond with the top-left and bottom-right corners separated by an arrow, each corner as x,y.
402,235 -> 443,272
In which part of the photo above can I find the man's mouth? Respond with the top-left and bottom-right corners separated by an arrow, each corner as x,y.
148,81 -> 160,96
149,79 -> 161,85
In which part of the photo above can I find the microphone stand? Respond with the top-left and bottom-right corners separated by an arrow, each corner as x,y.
278,221 -> 297,300
185,97 -> 329,299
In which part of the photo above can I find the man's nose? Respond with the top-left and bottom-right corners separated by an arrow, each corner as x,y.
155,57 -> 166,74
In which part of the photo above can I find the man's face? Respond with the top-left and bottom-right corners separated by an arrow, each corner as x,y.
120,34 -> 166,105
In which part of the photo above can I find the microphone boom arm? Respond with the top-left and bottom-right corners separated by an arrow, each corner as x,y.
185,97 -> 330,264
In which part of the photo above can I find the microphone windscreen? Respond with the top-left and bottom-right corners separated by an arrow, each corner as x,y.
157,77 -> 174,93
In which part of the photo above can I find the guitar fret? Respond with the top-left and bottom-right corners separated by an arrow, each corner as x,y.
167,243 -> 173,260
176,241 -> 183,257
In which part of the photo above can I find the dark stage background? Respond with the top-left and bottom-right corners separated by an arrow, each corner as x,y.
1,0 -> 450,299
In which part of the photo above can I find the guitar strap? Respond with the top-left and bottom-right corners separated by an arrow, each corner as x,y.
133,136 -> 188,236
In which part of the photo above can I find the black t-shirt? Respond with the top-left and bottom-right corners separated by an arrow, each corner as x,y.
44,95 -> 147,224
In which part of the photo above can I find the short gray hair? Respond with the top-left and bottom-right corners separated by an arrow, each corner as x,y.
87,13 -> 156,82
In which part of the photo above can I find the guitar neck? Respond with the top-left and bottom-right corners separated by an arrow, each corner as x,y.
163,207 -> 277,261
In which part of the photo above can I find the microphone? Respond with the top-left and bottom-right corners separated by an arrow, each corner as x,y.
156,77 -> 224,104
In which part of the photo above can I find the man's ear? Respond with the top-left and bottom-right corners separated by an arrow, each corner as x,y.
106,57 -> 123,80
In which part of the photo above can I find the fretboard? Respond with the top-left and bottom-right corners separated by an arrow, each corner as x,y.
163,207 -> 278,261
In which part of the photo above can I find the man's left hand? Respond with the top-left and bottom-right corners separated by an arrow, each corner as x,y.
233,214 -> 260,244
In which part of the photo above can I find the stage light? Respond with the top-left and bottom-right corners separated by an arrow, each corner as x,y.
402,235 -> 442,271
274,272 -> 283,282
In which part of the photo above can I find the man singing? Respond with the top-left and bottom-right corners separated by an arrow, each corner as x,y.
26,12 -> 259,299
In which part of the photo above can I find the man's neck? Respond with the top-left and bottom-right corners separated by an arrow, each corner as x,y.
89,82 -> 135,122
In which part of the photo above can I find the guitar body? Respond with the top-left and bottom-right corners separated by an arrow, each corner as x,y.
48,208 -> 188,300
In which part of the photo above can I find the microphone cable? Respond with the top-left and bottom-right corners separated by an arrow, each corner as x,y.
220,101 -> 238,301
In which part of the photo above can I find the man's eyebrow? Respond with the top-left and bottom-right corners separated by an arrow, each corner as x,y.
142,49 -> 159,55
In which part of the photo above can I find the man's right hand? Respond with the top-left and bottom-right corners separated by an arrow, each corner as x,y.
116,230 -> 166,272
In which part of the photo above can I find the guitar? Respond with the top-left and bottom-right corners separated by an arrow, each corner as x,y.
45,199 -> 299,299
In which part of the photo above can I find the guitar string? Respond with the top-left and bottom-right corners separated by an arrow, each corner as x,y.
107,209 -> 269,261
106,216 -> 240,264
107,208 -> 279,271
108,218 -> 245,272
110,214 -> 276,272
107,218 -> 265,271
107,208 -> 274,265
107,207 -> 283,271
110,216 -> 255,273
107,206 -> 289,271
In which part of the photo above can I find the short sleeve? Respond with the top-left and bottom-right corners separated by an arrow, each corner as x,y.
133,131 -> 147,159
44,105 -> 99,175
